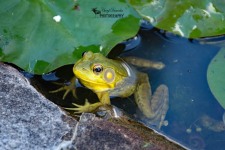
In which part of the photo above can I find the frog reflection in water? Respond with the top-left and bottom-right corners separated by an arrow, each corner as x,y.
53,51 -> 169,128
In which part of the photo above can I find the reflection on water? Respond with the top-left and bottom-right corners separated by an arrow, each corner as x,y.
197,35 -> 225,47
31,27 -> 225,149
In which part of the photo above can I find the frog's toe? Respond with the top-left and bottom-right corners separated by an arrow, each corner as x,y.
50,80 -> 78,99
68,106 -> 87,114
65,107 -> 84,114
50,77 -> 77,99
50,86 -> 76,99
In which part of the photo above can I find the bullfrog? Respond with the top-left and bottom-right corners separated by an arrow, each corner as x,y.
52,51 -> 169,128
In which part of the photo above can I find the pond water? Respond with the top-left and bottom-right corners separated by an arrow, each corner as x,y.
30,26 -> 225,149
123,28 -> 225,149
108,28 -> 225,149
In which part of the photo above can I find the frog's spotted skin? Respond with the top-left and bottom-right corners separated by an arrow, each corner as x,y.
61,51 -> 168,129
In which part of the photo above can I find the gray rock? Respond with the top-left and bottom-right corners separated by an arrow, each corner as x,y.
0,63 -> 77,150
73,113 -> 186,150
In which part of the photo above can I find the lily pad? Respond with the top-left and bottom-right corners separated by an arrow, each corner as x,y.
129,0 -> 225,38
1,0 -> 225,74
207,48 -> 225,109
0,0 -> 140,74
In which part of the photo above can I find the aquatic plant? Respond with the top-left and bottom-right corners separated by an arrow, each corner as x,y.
1,0 -> 225,74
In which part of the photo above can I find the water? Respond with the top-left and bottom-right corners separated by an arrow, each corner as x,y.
31,26 -> 225,149
118,28 -> 224,149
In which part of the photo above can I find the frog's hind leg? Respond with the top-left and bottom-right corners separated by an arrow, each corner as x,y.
134,72 -> 169,129
122,56 -> 165,70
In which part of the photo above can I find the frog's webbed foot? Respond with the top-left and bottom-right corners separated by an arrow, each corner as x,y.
50,77 -> 77,99
150,85 -> 169,128
65,99 -> 103,114
136,84 -> 169,129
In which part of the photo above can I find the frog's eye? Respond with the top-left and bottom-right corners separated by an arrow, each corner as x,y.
93,64 -> 103,74
82,51 -> 87,57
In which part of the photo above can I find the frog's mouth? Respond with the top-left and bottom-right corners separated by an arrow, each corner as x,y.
79,78 -> 113,92
74,70 -> 114,91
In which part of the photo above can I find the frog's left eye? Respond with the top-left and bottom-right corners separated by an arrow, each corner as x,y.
93,64 -> 103,74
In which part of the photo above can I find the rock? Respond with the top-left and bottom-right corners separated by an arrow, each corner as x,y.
73,113 -> 186,150
0,63 -> 186,150
73,105 -> 186,150
0,63 -> 77,150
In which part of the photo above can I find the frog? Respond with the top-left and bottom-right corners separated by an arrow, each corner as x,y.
52,51 -> 169,128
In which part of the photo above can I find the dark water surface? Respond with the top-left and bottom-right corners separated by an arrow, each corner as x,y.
119,28 -> 225,149
120,28 -> 224,150
31,27 -> 225,149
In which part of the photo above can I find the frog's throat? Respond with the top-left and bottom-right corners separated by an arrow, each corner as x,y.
78,77 -> 115,92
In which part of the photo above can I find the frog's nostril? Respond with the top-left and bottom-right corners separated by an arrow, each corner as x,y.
82,68 -> 88,71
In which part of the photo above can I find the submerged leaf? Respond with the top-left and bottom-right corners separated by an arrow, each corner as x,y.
207,48 -> 225,109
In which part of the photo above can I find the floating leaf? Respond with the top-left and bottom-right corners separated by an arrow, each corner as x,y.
207,48 -> 225,109
129,0 -> 225,38
0,0 -> 140,74
1,0 -> 225,74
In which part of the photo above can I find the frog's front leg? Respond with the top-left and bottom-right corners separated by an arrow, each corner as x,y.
134,72 -> 169,129
50,76 -> 77,99
66,91 -> 111,114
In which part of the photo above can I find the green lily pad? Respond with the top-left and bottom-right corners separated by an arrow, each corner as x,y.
0,0 -> 140,74
1,0 -> 225,74
207,48 -> 225,109
129,0 -> 225,38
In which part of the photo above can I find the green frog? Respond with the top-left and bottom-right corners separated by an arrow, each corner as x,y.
52,51 -> 169,128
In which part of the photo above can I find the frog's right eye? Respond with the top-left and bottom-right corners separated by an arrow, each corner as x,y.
93,64 -> 103,74
82,51 -> 87,57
